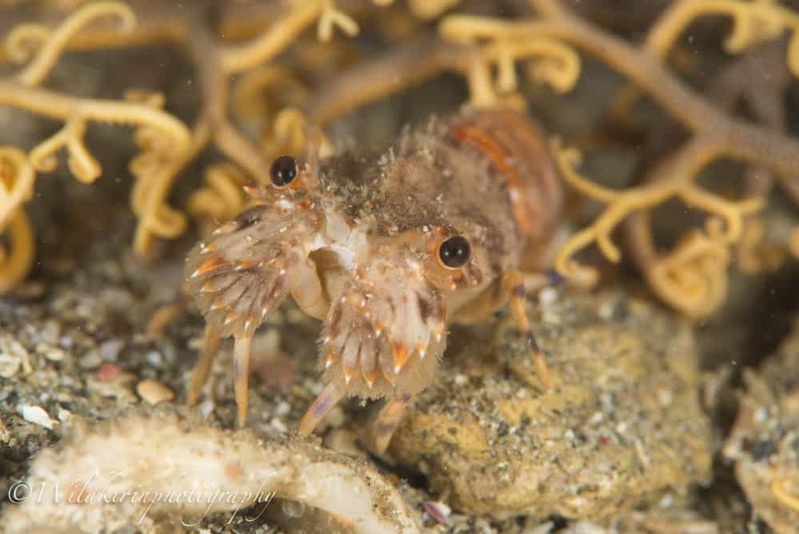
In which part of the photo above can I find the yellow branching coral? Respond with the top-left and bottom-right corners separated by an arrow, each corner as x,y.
317,0 -> 360,42
550,140 -> 764,267
232,65 -> 310,132
440,15 -> 580,106
0,0 -> 386,291
0,148 -> 34,293
771,476 -> 799,513
0,1 -> 191,282
550,138 -> 764,318
614,0 -> 799,127
187,163 -> 250,229
735,217 -> 786,274
791,227 -> 799,261
646,0 -> 799,68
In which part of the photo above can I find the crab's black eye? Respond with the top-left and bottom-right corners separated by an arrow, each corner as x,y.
437,235 -> 471,269
270,155 -> 298,187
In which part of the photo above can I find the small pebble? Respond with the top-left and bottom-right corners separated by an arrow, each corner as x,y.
274,401 -> 291,417
588,412 -> 604,425
95,363 -> 121,382
145,350 -> 163,367
57,408 -> 72,423
0,353 -> 22,378
17,405 -> 57,430
38,344 -> 66,362
136,379 -> 174,405
754,408 -> 768,423
100,287 -> 133,311
99,339 -> 124,361
269,417 -> 288,432
423,501 -> 451,524
38,320 -> 61,345
281,499 -> 306,518
0,337 -> 32,376
538,287 -> 558,306
568,521 -> 610,534
542,311 -> 562,325
58,335 -> 74,349
78,351 -> 102,370
525,521 -> 555,534
199,399 -> 215,418
598,301 -> 616,320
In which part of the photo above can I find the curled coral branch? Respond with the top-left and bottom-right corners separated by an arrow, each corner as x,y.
1,0 -> 394,291
551,137 -> 763,303
1,2 -> 211,267
735,216 -> 786,273
220,0 -> 382,74
771,476 -> 799,513
440,15 -> 581,104
28,114 -> 100,183
263,106 -> 319,160
0,148 -> 35,293
645,224 -> 732,319
678,183 -> 763,243
790,227 -> 799,261
0,212 -> 34,294
232,65 -> 310,129
187,162 -> 250,227
318,0 -> 360,42
5,23 -> 49,64
0,147 -> 34,231
407,0 -> 460,20
0,84 -> 191,148
129,152 -> 192,252
2,43 -> 192,253
220,0 -> 322,74
11,1 -> 135,87
645,0 -> 795,60
608,0 -> 799,141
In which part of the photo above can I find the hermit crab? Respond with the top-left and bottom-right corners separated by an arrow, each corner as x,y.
185,108 -> 562,451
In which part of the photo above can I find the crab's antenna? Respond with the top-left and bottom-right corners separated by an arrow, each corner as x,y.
302,123 -> 330,187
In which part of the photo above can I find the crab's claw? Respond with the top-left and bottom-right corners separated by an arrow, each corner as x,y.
187,205 -> 307,337
185,194 -> 323,426
298,256 -> 447,445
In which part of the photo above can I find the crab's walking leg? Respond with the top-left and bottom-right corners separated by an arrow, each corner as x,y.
506,271 -> 551,390
371,394 -> 412,454
188,323 -> 222,406
233,335 -> 253,427
297,383 -> 345,435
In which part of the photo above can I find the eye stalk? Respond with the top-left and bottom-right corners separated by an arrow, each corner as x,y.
437,235 -> 471,269
270,155 -> 298,187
